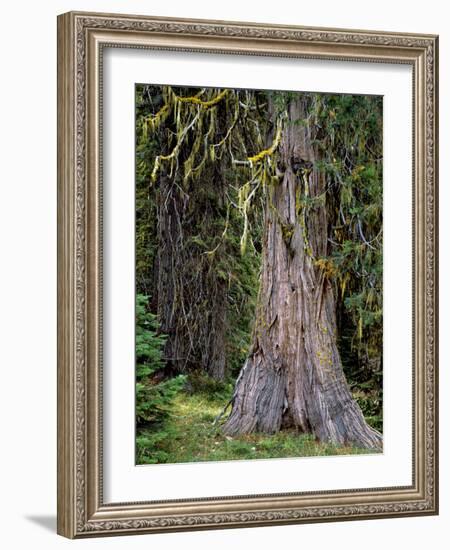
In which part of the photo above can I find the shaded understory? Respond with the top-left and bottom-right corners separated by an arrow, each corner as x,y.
136,387 -> 381,465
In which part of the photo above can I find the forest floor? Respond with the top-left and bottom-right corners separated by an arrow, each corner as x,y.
137,388 -> 380,464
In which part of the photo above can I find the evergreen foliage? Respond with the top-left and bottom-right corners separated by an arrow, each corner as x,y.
135,294 -> 186,463
311,94 -> 383,429
135,84 -> 384,461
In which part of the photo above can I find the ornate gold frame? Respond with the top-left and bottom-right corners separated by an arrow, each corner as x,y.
57,11 -> 439,538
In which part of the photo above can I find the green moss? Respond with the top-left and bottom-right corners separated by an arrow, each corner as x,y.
136,390 -> 379,465
280,222 -> 295,246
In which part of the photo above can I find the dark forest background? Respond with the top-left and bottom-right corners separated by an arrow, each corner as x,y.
135,85 -> 383,464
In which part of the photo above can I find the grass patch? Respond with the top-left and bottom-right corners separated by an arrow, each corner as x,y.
136,388 -> 380,465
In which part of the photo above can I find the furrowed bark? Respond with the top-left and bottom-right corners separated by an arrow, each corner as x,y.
156,166 -> 227,380
223,96 -> 382,449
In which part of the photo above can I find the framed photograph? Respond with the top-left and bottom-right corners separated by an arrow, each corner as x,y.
57,11 -> 439,538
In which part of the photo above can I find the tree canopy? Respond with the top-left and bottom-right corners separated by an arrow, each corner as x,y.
135,84 -> 383,460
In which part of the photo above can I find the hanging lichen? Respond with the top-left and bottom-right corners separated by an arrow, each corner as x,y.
136,83 -> 384,440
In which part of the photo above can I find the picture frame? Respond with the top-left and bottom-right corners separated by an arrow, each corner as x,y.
57,10 -> 439,538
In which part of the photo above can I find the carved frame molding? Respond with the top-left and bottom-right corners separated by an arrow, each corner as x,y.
57,11 -> 438,538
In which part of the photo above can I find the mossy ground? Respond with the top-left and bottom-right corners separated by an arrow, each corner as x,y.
136,389 -> 380,465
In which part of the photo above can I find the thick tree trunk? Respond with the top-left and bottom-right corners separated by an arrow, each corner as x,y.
157,168 -> 227,381
223,96 -> 382,449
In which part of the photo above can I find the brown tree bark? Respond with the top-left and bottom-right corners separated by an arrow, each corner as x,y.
223,96 -> 382,449
156,166 -> 227,381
